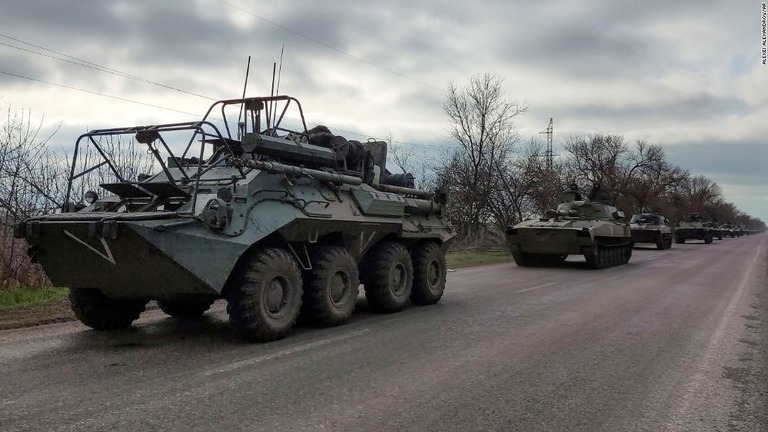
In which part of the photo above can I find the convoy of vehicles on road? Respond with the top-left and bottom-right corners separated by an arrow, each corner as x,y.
11,95 -> 764,342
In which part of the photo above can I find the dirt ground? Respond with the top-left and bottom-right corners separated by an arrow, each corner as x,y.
0,298 -> 76,330
0,298 -> 160,330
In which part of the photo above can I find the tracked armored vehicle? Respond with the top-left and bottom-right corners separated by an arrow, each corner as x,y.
629,213 -> 673,250
14,95 -> 455,342
674,214 -> 712,244
505,189 -> 632,269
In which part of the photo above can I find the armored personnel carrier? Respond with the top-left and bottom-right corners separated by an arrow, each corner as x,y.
505,186 -> 632,269
14,95 -> 455,342
720,223 -> 735,238
629,213 -> 673,249
707,222 -> 723,240
674,214 -> 712,244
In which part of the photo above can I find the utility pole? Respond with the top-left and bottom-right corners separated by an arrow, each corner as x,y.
539,118 -> 554,171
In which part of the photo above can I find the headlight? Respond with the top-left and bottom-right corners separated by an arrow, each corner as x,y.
84,190 -> 99,204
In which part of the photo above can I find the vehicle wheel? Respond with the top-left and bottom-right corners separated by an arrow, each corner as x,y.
226,248 -> 303,342
411,242 -> 447,306
510,244 -> 532,267
363,242 -> 413,313
583,242 -> 601,269
676,237 -> 685,244
704,234 -> 713,244
158,297 -> 216,320
302,246 -> 359,326
664,237 -> 673,249
717,234 -> 723,240
656,237 -> 664,250
69,288 -> 147,330
622,244 -> 633,263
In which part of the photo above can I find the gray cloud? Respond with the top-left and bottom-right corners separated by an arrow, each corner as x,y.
0,0 -> 765,219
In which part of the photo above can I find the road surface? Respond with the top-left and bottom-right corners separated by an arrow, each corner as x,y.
1,235 -> 767,431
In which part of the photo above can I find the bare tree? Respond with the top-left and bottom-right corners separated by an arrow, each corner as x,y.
439,73 -> 527,236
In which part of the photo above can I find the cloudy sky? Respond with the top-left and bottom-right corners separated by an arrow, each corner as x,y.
0,0 -> 766,219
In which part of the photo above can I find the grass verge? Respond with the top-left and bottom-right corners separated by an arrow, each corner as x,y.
0,286 -> 69,311
446,250 -> 513,269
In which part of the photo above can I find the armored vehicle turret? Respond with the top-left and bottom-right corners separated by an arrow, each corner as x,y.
14,95 -> 455,342
629,213 -> 673,249
505,185 -> 632,269
674,214 -> 712,244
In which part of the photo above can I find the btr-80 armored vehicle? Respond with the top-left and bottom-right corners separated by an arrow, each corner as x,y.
629,213 -> 673,249
14,95 -> 455,342
505,186 -> 632,269
674,214 -> 713,244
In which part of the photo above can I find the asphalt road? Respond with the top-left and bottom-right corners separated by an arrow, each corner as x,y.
2,235 -> 767,432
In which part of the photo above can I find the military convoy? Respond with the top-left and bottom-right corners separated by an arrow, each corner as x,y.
629,213 -> 673,250
12,90 -> 762,342
14,95 -> 455,342
505,186 -> 633,269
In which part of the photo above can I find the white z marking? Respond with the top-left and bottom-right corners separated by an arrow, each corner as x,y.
63,230 -> 116,265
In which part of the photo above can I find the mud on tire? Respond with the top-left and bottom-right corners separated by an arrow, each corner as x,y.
410,242 -> 447,305
226,248 -> 303,342
363,242 -> 413,313
302,246 -> 359,327
69,288 -> 147,330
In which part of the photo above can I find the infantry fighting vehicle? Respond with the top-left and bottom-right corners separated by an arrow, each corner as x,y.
629,213 -> 673,249
674,214 -> 713,244
14,95 -> 455,342
505,188 -> 632,269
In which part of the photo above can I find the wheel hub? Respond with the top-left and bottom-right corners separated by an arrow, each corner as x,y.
427,260 -> 440,288
390,263 -> 406,295
329,271 -> 349,305
264,276 -> 288,317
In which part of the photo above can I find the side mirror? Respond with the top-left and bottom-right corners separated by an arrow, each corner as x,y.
613,211 -> 625,220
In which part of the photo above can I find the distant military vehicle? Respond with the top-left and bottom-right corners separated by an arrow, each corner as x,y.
707,222 -> 723,240
720,223 -> 735,238
505,184 -> 632,269
674,214 -> 713,244
629,213 -> 673,249
14,95 -> 455,342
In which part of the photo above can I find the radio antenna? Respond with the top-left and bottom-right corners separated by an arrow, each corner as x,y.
237,55 -> 251,139
272,45 -> 285,130
268,62 -> 276,133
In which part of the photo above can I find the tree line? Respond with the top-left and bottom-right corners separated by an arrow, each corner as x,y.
391,73 -> 766,243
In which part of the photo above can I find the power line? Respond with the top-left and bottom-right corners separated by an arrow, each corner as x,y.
0,32 -> 216,101
0,70 -> 200,117
0,28 -> 449,150
215,0 -> 443,92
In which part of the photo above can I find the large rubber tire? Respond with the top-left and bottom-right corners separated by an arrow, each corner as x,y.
363,242 -> 413,313
69,288 -> 147,330
676,237 -> 685,244
302,246 -> 359,327
158,297 -> 216,320
704,234 -> 713,244
226,248 -> 303,342
410,242 -> 447,306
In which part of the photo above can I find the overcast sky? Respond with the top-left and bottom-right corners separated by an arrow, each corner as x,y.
0,0 -> 766,219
